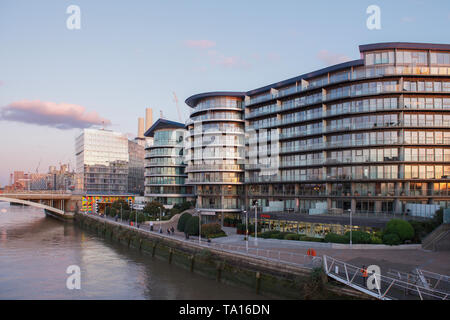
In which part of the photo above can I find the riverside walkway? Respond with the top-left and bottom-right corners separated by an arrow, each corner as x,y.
83,212 -> 449,299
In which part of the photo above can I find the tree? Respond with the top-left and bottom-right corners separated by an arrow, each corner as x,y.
384,219 -> 414,242
143,201 -> 165,218
111,199 -> 129,211
177,212 -> 192,232
185,216 -> 199,236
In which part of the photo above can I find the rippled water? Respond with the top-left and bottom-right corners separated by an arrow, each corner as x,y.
0,203 -> 262,300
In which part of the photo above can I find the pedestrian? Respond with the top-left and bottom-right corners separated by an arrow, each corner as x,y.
171,226 -> 175,235
167,228 -> 170,235
361,265 -> 368,286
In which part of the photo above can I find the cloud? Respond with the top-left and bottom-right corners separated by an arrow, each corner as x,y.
0,100 -> 111,130
184,40 -> 216,49
0,80 -> 4,86
317,50 -> 351,66
207,50 -> 251,69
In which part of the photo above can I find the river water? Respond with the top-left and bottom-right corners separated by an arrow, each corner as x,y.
0,203 -> 262,300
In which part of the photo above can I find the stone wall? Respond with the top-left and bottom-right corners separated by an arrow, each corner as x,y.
74,213 -> 367,300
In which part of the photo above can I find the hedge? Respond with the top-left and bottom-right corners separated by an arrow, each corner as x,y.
177,212 -> 192,232
185,216 -> 199,236
201,223 -> 223,238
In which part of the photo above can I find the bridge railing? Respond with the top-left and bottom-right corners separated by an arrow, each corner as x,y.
323,255 -> 449,300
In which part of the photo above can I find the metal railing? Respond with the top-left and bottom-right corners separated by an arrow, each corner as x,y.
193,240 -> 322,269
323,255 -> 449,300
84,212 -> 321,269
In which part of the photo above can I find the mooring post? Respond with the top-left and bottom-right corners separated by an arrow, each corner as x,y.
190,255 -> 195,272
169,248 -> 173,264
216,263 -> 222,282
152,243 -> 157,257
255,271 -> 261,294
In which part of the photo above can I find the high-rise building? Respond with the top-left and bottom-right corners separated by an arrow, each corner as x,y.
185,93 -> 246,222
185,42 -> 450,227
144,118 -> 193,207
75,128 -> 144,194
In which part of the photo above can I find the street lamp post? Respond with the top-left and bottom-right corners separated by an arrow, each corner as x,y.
243,210 -> 248,252
198,210 -> 201,245
159,207 -> 162,233
120,203 -> 122,222
253,200 -> 258,247
348,208 -> 352,247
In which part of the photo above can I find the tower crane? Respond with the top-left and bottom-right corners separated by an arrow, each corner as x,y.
172,92 -> 183,122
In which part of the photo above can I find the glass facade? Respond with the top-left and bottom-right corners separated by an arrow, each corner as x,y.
186,43 -> 450,229
185,96 -> 245,220
75,129 -> 144,194
144,121 -> 193,206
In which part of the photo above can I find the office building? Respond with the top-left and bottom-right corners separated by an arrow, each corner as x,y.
75,128 -> 144,194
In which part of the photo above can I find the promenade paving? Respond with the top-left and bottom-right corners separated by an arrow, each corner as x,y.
98,214 -> 450,276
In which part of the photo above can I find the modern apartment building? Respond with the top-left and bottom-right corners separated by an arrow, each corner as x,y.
75,128 -> 144,194
144,118 -> 194,207
185,94 -> 246,222
185,42 -> 450,228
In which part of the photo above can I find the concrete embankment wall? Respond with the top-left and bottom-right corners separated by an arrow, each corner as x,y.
74,213 -> 366,300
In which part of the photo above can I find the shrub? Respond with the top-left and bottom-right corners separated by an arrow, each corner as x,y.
121,210 -> 130,221
269,232 -> 290,239
384,219 -> 414,242
201,223 -> 223,238
301,236 -> 324,242
324,232 -> 348,244
345,230 -> 372,244
383,233 -> 401,245
259,231 -> 279,239
185,216 -> 199,236
370,236 -> 383,244
177,212 -> 192,232
284,233 -> 302,240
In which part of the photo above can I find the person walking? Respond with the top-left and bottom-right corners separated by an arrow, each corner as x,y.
170,226 -> 175,235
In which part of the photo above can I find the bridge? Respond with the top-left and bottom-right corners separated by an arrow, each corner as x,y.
0,192 -> 82,219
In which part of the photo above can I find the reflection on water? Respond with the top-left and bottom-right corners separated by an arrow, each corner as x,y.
0,203 -> 262,300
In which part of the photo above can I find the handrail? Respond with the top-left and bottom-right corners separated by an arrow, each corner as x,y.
323,255 -> 449,300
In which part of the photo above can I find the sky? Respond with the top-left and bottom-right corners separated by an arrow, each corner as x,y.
0,0 -> 449,186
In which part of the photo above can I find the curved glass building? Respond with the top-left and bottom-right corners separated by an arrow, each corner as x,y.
186,42 -> 450,229
185,93 -> 246,222
144,119 -> 193,206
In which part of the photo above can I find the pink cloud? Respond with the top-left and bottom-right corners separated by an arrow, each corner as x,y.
0,100 -> 111,130
317,50 -> 351,66
184,40 -> 216,49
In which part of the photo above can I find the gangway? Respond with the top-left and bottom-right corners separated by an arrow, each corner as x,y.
414,269 -> 450,293
323,255 -> 449,300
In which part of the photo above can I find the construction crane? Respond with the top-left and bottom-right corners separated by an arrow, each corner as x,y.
172,92 -> 183,122
36,159 -> 41,173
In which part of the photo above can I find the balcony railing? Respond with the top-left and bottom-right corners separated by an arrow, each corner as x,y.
244,65 -> 450,107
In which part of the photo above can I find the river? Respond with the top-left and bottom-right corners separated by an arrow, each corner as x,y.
0,203 -> 263,300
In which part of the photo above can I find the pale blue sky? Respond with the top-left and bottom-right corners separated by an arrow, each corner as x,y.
0,0 -> 449,185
